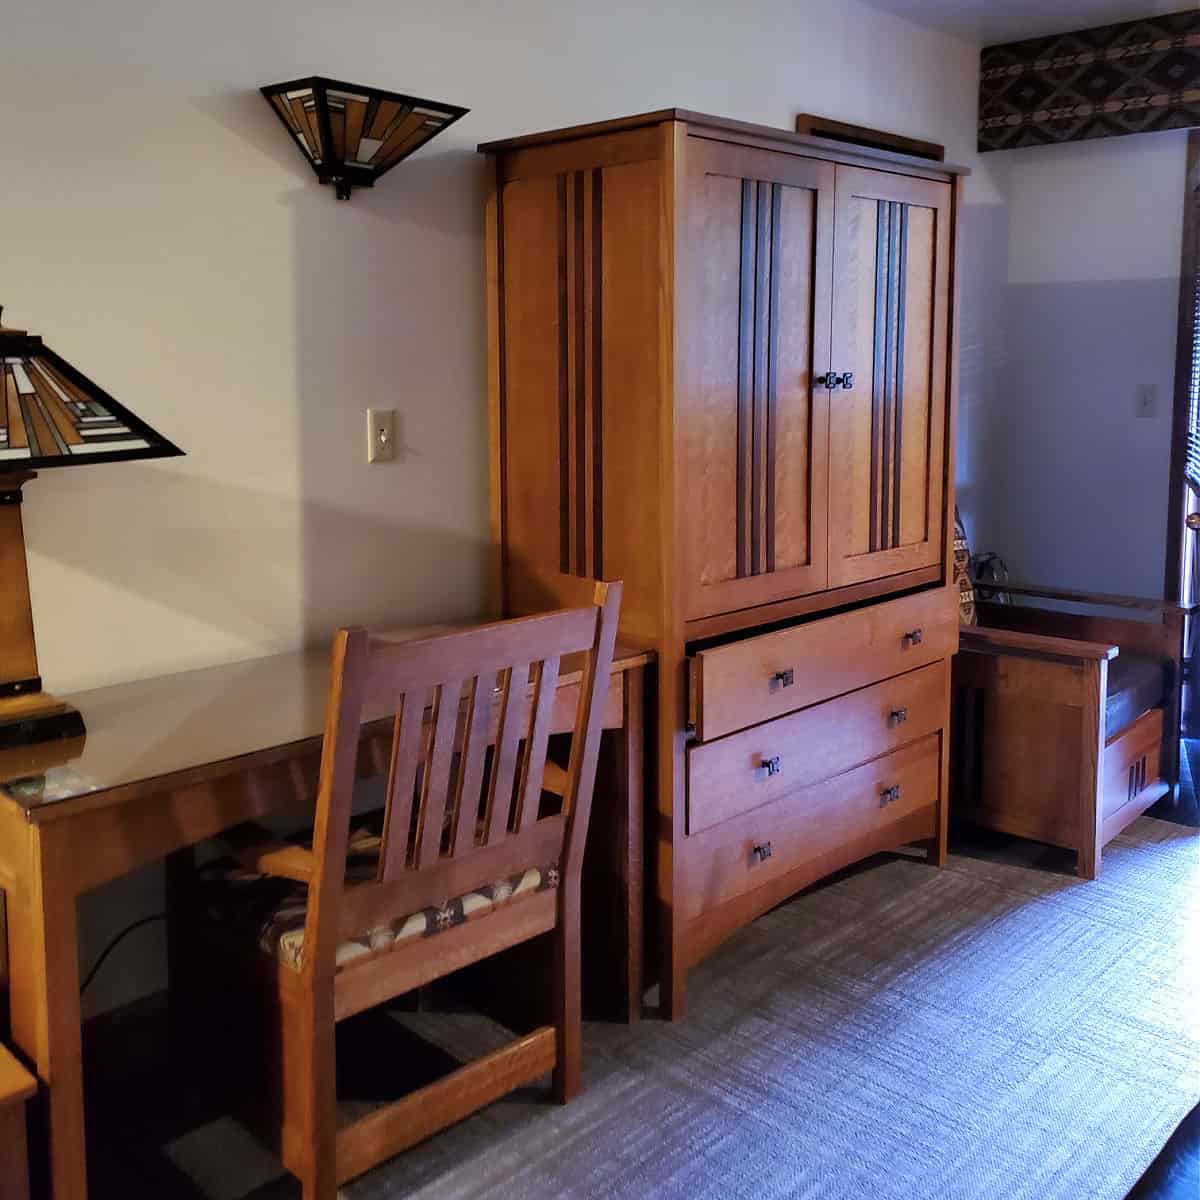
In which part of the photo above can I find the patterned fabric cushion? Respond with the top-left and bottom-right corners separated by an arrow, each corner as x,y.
953,507 -> 977,626
197,824 -> 558,972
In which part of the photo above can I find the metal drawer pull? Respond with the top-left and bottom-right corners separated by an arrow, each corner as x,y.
889,707 -> 908,727
751,841 -> 773,864
772,668 -> 795,689
880,785 -> 901,806
755,755 -> 783,780
902,628 -> 924,648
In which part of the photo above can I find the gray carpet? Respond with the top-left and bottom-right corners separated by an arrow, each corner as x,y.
165,817 -> 1200,1200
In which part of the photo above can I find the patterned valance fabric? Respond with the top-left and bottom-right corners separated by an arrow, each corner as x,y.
979,9 -> 1199,152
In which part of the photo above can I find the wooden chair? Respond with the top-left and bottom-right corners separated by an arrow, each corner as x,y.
185,577 -> 620,1198
0,1043 -> 35,1200
953,579 -> 1189,879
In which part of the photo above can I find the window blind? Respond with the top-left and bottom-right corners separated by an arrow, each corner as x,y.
1187,194 -> 1200,489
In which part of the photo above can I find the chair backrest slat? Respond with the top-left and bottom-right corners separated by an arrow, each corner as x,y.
484,663 -> 528,845
379,688 -> 429,882
451,672 -> 495,854
513,656 -> 559,833
303,579 -> 621,979
414,680 -> 463,869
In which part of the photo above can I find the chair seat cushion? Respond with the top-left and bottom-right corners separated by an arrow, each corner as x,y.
197,826 -> 558,972
1106,652 -> 1166,739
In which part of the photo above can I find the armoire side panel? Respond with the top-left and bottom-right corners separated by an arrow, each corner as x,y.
500,174 -> 563,596
598,159 -> 664,643
497,140 -> 665,641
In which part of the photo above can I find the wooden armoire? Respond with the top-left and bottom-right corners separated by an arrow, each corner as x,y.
480,110 -> 965,1017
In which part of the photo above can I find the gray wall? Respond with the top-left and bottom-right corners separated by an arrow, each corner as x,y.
957,132 -> 1188,598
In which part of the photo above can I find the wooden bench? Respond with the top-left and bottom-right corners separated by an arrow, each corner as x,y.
0,1045 -> 35,1200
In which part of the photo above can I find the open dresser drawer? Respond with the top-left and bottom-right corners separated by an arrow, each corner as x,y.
688,587 -> 958,741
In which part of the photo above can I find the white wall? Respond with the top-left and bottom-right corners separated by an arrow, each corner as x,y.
0,0 -> 995,1015
960,131 -> 1188,597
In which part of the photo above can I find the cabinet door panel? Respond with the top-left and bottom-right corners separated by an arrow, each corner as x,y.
680,139 -> 834,621
828,167 -> 951,588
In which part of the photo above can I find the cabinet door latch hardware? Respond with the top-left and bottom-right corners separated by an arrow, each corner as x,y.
751,841 -> 773,864
879,785 -> 901,806
772,668 -> 795,689
888,707 -> 908,727
902,628 -> 924,648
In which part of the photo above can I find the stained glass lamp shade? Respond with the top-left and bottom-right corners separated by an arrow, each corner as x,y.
262,76 -> 468,200
0,312 -> 182,748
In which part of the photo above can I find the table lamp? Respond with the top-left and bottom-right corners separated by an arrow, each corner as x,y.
0,307 -> 182,749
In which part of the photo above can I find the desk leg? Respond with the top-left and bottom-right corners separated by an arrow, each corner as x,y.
614,666 -> 644,1022
581,666 -> 645,1023
6,824 -> 88,1200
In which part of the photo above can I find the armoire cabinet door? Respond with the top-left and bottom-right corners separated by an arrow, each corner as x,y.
680,140 -> 835,621
827,167 -> 952,588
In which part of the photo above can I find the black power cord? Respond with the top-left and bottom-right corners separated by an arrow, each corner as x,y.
79,913 -> 167,996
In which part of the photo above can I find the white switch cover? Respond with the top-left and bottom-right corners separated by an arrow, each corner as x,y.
367,408 -> 396,462
1135,384 -> 1157,419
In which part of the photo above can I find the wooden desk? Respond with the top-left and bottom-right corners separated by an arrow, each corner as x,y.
0,638 -> 650,1200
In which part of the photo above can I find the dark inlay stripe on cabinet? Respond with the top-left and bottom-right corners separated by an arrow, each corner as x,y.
869,200 -> 911,553
881,200 -> 902,549
557,173 -> 571,574
870,202 -> 889,554
752,180 -> 771,576
891,203 -> 908,550
574,169 -> 587,576
591,168 -> 604,579
557,169 -> 605,579
736,179 -> 755,580
734,177 -> 786,579
765,182 -> 782,574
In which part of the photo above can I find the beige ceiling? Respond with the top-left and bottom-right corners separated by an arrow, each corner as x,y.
860,0 -> 1189,44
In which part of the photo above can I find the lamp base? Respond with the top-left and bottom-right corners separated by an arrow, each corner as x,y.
0,690 -> 86,751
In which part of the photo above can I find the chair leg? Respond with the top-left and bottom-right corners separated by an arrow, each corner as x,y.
283,987 -> 338,1199
551,904 -> 582,1104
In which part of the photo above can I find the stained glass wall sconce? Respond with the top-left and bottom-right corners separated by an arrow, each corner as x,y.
261,76 -> 469,200
0,307 -> 182,748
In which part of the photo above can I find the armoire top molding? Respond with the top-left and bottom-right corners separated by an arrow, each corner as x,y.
478,107 -> 971,178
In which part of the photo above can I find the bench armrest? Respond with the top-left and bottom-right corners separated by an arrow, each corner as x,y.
959,625 -> 1119,664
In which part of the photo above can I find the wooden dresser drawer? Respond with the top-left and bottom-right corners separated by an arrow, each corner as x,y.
683,734 -> 941,920
688,587 -> 956,741
688,660 -> 947,834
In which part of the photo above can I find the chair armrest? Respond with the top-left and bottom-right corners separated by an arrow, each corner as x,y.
959,625 -> 1119,664
970,579 -> 1198,615
220,822 -> 314,883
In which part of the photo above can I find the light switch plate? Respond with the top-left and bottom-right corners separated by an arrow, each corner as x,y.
1135,384 -> 1157,419
367,408 -> 396,462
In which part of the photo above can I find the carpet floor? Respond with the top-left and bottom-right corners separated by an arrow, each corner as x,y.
118,816 -> 1200,1200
